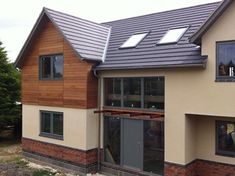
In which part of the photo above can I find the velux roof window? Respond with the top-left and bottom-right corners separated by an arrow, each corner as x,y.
158,27 -> 188,44
120,32 -> 148,48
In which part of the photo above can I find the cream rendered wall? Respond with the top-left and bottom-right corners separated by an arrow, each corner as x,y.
99,1 -> 235,166
23,104 -> 98,150
195,116 -> 235,165
193,0 -> 235,165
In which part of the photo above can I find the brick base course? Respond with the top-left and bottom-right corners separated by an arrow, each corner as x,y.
22,138 -> 235,176
165,160 -> 235,176
22,138 -> 97,168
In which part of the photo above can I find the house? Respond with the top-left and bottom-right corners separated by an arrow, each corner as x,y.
15,0 -> 235,175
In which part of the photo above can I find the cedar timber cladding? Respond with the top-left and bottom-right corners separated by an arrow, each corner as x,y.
21,16 -> 99,108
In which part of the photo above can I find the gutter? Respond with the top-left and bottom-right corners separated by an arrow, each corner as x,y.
95,59 -> 208,71
93,68 -> 101,172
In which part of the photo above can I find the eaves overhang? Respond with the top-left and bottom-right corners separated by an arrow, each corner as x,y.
94,56 -> 208,71
190,0 -> 233,44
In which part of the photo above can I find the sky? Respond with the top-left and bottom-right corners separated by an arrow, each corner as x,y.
0,0 -> 220,62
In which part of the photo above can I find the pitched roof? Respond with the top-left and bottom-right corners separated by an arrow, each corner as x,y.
15,8 -> 111,68
190,0 -> 232,44
96,2 -> 221,70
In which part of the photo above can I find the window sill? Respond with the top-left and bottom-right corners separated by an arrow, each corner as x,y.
39,133 -> 63,140
215,151 -> 235,158
39,78 -> 63,81
215,77 -> 235,82
103,106 -> 164,113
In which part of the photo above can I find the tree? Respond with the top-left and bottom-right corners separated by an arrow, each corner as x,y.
0,41 -> 21,138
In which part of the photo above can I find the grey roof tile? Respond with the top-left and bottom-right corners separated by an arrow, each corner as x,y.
44,8 -> 111,62
15,7 -> 111,68
96,2 -> 221,70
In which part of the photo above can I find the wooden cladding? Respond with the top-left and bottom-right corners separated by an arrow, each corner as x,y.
21,17 -> 98,109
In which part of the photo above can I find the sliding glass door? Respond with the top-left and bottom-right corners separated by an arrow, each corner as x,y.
104,116 -> 164,175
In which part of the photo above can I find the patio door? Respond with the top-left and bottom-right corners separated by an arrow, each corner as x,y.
121,118 -> 143,170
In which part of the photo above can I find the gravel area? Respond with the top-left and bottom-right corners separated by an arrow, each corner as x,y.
0,143 -> 106,176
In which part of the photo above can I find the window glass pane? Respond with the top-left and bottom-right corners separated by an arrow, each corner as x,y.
144,77 -> 164,110
53,55 -> 63,78
120,33 -> 148,48
158,27 -> 187,44
144,121 -> 164,175
41,112 -> 51,133
104,117 -> 121,165
217,42 -> 235,77
53,113 -> 63,136
123,78 -> 141,108
104,78 -> 121,107
217,121 -> 235,154
41,57 -> 51,79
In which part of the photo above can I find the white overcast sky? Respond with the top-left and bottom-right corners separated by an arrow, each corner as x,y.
0,0 -> 220,62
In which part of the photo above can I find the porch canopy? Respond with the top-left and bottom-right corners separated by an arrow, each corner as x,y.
94,108 -> 164,121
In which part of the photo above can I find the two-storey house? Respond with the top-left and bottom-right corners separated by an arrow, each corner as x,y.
15,0 -> 235,175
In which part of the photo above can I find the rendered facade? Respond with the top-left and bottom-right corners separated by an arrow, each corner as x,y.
15,0 -> 235,175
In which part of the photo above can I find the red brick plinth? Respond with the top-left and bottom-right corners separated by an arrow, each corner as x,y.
165,160 -> 235,176
22,138 -> 97,166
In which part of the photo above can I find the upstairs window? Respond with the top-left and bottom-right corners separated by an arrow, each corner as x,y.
104,78 -> 121,107
40,54 -> 63,80
120,33 -> 148,48
104,77 -> 164,111
217,41 -> 235,81
158,27 -> 188,44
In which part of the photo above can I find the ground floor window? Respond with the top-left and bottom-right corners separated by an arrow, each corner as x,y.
104,116 -> 164,175
40,111 -> 63,140
216,120 -> 235,157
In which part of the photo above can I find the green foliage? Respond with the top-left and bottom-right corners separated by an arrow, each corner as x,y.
33,170 -> 55,176
0,41 -> 21,133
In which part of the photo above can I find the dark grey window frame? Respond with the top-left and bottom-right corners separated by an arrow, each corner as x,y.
103,77 -> 165,112
215,120 -> 235,157
40,110 -> 64,140
39,54 -> 64,80
216,41 -> 235,82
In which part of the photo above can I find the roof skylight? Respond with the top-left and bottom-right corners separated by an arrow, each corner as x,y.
158,27 -> 188,44
120,33 -> 148,48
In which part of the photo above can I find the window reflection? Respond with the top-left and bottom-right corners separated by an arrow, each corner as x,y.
104,78 -> 121,107
123,78 -> 141,108
53,55 -> 63,79
41,57 -> 51,79
41,112 -> 51,133
217,42 -> 235,77
144,121 -> 164,175
104,117 -> 121,164
53,113 -> 63,136
144,77 -> 164,110
217,121 -> 235,155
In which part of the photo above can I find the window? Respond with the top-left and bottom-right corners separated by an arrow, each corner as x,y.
123,78 -> 141,108
120,33 -> 148,48
40,111 -> 63,139
104,117 -> 121,164
144,120 -> 164,175
40,54 -> 63,80
104,78 -> 121,107
217,41 -> 235,80
103,117 -> 164,175
216,121 -> 235,157
158,27 -> 188,44
144,77 -> 164,110
104,77 -> 165,111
